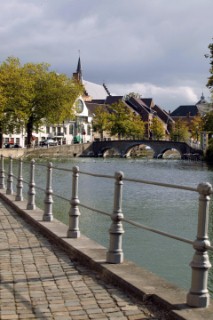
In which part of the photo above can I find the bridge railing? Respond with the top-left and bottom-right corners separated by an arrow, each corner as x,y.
0,155 -> 212,308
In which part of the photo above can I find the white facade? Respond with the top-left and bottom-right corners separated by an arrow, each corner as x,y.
3,97 -> 93,147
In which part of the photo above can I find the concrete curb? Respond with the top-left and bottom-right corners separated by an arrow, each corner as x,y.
0,190 -> 212,320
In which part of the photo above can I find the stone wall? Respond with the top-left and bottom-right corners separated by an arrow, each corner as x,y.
0,143 -> 93,159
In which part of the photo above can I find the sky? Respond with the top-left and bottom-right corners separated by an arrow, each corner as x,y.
0,0 -> 212,112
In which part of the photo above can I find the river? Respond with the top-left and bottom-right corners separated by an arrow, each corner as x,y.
11,157 -> 213,297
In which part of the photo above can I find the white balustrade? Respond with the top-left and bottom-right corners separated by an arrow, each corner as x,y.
43,162 -> 53,221
0,156 -> 212,308
15,159 -> 23,201
106,171 -> 124,264
0,155 -> 5,189
6,156 -> 13,195
187,182 -> 212,308
67,166 -> 81,238
27,159 -> 36,210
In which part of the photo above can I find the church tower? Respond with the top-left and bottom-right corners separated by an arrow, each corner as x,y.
73,56 -> 83,83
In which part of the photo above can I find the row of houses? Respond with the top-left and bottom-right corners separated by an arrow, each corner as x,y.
3,57 -> 212,148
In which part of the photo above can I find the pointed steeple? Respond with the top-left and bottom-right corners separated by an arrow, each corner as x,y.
73,54 -> 83,83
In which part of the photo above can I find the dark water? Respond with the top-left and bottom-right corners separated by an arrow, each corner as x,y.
9,157 -> 213,296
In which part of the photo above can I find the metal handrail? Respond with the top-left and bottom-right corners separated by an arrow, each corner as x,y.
0,155 -> 213,308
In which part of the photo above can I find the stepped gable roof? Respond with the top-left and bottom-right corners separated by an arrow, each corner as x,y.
170,105 -> 199,117
83,80 -> 108,100
153,105 -> 174,124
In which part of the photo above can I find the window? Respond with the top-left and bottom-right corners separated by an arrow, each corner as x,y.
69,124 -> 74,135
57,126 -> 61,135
46,126 -> 50,134
87,125 -> 91,135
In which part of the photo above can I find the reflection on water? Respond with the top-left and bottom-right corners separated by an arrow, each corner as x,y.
7,157 -> 213,296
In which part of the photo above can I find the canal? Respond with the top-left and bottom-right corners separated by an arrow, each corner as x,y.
11,157 -> 213,297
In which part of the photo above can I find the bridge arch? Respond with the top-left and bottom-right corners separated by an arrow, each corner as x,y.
91,140 -> 203,159
158,148 -> 182,159
100,147 -> 121,157
125,143 -> 154,158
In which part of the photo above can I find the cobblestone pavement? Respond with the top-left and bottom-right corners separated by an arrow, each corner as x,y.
0,200 -> 167,320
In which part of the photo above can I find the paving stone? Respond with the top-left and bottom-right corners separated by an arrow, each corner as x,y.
0,199 -> 166,320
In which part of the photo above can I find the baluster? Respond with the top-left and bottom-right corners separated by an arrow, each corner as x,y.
0,155 -> 5,189
187,182 -> 212,308
6,156 -> 13,195
27,159 -> 36,210
107,171 -> 124,263
67,166 -> 80,238
43,162 -> 53,221
15,159 -> 23,201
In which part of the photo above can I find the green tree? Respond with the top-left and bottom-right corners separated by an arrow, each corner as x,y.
206,41 -> 213,101
0,57 -> 26,147
190,115 -> 203,141
0,57 -> 83,147
124,92 -> 141,100
150,117 -> 165,140
92,106 -> 111,139
108,100 -> 144,139
205,138 -> 213,163
203,111 -> 213,131
170,120 -> 189,142
125,112 -> 145,139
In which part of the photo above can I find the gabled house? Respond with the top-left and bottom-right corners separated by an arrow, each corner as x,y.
170,93 -> 211,123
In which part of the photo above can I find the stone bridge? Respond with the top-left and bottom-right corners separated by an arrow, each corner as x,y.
91,140 -> 203,159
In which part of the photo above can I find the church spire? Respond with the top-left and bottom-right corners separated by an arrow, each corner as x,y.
73,53 -> 83,83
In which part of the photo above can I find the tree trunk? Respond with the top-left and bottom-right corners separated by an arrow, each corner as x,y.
26,116 -> 33,148
0,124 -> 3,148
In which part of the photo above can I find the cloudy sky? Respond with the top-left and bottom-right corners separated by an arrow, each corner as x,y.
0,0 -> 212,111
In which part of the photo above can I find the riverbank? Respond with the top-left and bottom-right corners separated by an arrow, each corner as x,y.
1,189 -> 212,320
0,143 -> 93,159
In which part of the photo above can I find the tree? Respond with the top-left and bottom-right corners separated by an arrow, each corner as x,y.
190,115 -> 203,142
0,57 -> 83,147
0,57 -> 26,147
150,117 -> 165,140
124,92 -> 141,100
108,100 -> 144,139
205,138 -> 213,163
203,111 -> 213,131
206,41 -> 213,101
92,106 -> 111,140
170,120 -> 189,142
125,112 -> 145,139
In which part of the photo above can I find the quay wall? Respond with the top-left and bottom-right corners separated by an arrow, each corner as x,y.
0,190 -> 212,320
0,143 -> 93,159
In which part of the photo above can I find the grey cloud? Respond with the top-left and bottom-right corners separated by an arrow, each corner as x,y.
0,0 -> 212,110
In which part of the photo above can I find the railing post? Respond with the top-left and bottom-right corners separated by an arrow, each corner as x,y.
27,159 -> 36,210
67,166 -> 80,238
15,159 -> 23,201
107,171 -> 124,264
187,182 -> 212,308
0,155 -> 5,189
43,162 -> 53,221
6,156 -> 13,195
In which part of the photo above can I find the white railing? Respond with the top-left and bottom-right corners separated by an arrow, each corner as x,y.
0,155 -> 212,308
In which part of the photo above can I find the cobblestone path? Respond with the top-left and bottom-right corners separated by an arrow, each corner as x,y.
0,200 -> 167,320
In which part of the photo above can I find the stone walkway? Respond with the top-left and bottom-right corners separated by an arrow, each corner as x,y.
0,199 -> 167,320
